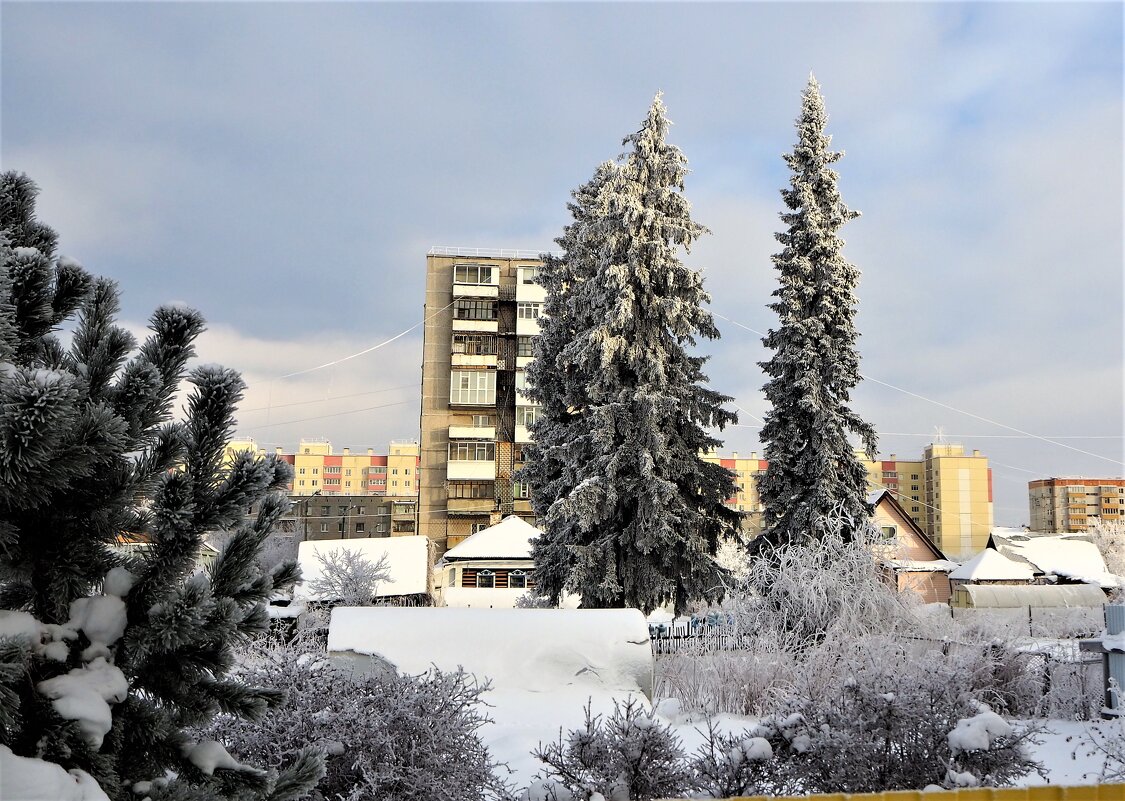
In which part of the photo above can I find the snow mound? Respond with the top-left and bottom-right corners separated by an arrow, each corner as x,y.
0,746 -> 110,801
948,702 -> 1012,754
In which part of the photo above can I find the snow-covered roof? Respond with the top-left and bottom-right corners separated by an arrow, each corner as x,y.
441,515 -> 540,561
949,548 -> 1035,581
955,583 -> 1107,608
882,558 -> 959,573
294,536 -> 429,600
990,531 -> 1121,588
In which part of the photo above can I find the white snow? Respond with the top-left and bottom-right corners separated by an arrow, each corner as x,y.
36,657 -> 129,749
992,532 -> 1122,588
947,702 -> 1013,754
0,609 -> 44,643
182,740 -> 259,776
328,606 -> 654,789
67,595 -> 127,649
949,548 -> 1035,581
0,746 -> 110,801
295,536 -> 429,600
441,515 -> 540,560
439,586 -> 531,608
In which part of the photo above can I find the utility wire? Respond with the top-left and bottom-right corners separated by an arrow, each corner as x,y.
712,310 -> 1124,467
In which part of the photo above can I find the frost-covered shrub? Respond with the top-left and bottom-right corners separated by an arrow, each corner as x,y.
688,718 -> 788,798
308,547 -> 391,606
745,637 -> 1045,792
530,699 -> 691,801
201,636 -> 512,801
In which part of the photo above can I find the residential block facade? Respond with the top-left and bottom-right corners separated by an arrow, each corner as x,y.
1028,477 -> 1125,533
419,249 -> 544,552
706,443 -> 994,559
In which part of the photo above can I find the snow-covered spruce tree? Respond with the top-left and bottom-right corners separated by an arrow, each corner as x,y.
525,95 -> 741,615
0,172 -> 322,800
754,75 -> 878,553
521,162 -> 617,606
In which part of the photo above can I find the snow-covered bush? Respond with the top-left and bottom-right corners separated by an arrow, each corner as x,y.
201,635 -> 513,801
1087,518 -> 1125,595
530,698 -> 691,801
745,636 -> 1044,792
308,547 -> 391,606
688,718 -> 785,798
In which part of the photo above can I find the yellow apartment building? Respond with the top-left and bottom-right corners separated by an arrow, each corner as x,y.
419,248 -> 544,552
702,443 -> 994,558
1028,477 -> 1125,532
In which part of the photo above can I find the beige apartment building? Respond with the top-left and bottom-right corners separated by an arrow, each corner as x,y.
419,249 -> 545,552
1028,477 -> 1125,532
704,443 -> 994,558
861,443 -> 993,559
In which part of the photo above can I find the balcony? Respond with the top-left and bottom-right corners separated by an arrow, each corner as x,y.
449,425 -> 496,440
452,318 -> 498,333
448,497 -> 496,514
453,283 -> 498,299
451,353 -> 497,368
515,425 -> 533,444
448,460 -> 496,481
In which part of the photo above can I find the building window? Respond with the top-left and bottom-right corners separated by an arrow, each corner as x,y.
517,336 -> 535,357
517,302 -> 542,319
449,482 -> 494,499
325,478 -> 340,486
321,505 -> 330,515
392,481 -> 398,488
880,526 -> 897,540
354,522 -> 365,533
509,569 -> 528,589
520,266 -> 538,284
311,480 -> 318,486
513,445 -> 526,463
911,485 -> 919,491
405,469 -> 411,475
517,405 -> 542,427
319,523 -> 329,533
449,441 -> 496,461
357,507 -> 365,515
450,370 -> 496,405
513,481 -> 531,500
471,522 -> 489,534
346,469 -> 351,476
392,468 -> 399,475
299,479 -> 305,486
472,414 -> 493,427
405,480 -> 411,488
447,569 -> 456,587
882,471 -> 897,479
454,263 -> 494,285
453,333 -> 497,355
912,506 -> 920,513
476,569 -> 495,589
299,468 -> 306,475
325,466 -> 340,474
911,474 -> 919,480
454,299 -> 497,320
312,468 -> 319,475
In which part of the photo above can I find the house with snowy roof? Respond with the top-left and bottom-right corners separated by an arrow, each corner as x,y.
432,515 -> 538,608
868,490 -> 956,603
987,530 -> 1122,591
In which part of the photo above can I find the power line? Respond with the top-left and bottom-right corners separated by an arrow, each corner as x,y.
245,399 -> 414,431
238,384 -> 416,414
712,310 -> 1124,467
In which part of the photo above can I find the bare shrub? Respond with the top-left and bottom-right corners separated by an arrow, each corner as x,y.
308,547 -> 391,606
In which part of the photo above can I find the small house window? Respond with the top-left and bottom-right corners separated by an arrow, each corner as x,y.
509,570 -> 528,589
477,569 -> 495,589
880,526 -> 897,540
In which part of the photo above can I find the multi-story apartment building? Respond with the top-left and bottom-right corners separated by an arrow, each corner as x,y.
419,249 -> 544,552
862,443 -> 993,558
226,438 -> 420,537
1028,477 -> 1125,532
704,443 -> 994,558
227,438 -> 419,498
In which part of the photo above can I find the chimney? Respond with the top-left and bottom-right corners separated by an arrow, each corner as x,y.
889,454 -> 896,461
343,447 -> 350,456
973,449 -> 981,457
367,448 -> 374,456
750,451 -> 758,460
275,447 -> 282,455
732,451 -> 738,459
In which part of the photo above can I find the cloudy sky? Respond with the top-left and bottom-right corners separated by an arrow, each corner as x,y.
2,2 -> 1122,525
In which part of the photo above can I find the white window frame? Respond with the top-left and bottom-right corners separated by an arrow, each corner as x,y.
450,370 -> 496,405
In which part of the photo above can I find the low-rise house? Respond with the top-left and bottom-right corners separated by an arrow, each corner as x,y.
987,530 -> 1122,590
432,515 -> 538,608
869,490 -> 956,603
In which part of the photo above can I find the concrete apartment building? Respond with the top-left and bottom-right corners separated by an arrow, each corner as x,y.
226,438 -> 421,537
861,443 -> 993,559
705,443 -> 994,558
419,249 -> 544,552
1028,477 -> 1125,532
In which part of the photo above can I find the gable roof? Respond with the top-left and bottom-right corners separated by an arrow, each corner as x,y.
949,547 -> 1035,581
295,536 -> 430,600
442,515 -> 540,561
868,489 -> 949,561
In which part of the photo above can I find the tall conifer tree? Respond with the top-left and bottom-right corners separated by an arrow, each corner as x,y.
755,76 -> 878,552
0,172 -> 322,800
526,96 -> 741,614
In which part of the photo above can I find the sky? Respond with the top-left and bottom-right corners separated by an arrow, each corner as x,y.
1,1 -> 1122,526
